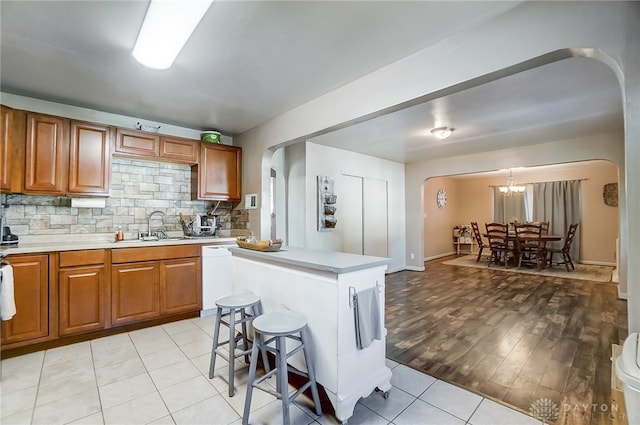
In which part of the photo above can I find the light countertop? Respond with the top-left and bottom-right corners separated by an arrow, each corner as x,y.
229,246 -> 390,274
0,236 -> 237,255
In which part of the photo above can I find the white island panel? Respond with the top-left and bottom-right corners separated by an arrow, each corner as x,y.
231,247 -> 392,423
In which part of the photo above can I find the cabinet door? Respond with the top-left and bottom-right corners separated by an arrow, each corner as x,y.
111,262 -> 160,326
24,113 -> 67,194
0,106 -> 12,191
193,143 -> 242,201
68,121 -> 111,195
1,255 -> 50,344
115,128 -> 160,158
160,136 -> 199,164
160,257 -> 201,315
59,265 -> 107,336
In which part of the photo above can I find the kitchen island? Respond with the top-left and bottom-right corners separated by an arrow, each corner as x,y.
229,246 -> 392,424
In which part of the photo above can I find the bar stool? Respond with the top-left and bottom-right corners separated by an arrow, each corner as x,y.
208,293 -> 267,397
243,311 -> 322,425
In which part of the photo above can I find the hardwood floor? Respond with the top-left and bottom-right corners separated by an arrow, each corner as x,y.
385,255 -> 629,425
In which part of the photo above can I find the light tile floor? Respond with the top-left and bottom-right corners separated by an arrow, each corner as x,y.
1,316 -> 543,425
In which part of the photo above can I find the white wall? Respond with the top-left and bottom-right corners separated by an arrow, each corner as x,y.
424,159 -> 620,265
235,2 -> 640,332
282,142 -> 307,248
0,92 -> 234,144
281,142 -> 405,272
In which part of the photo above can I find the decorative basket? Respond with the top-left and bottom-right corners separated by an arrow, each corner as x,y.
236,238 -> 282,252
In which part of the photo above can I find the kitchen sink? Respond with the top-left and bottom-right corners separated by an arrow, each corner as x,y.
111,237 -> 187,244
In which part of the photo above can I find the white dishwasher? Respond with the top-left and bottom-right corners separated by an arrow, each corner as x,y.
201,245 -> 234,316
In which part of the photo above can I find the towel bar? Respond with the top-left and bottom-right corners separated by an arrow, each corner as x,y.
349,281 -> 382,309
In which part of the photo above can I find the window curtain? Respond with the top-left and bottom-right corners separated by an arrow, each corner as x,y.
532,180 -> 581,261
493,187 -> 526,224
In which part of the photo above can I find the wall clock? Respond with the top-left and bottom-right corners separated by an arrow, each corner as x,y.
436,188 -> 447,209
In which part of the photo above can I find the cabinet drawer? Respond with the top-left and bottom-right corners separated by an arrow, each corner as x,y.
111,245 -> 200,263
59,249 -> 106,268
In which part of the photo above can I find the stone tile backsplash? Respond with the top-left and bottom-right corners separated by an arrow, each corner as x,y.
1,158 -> 249,241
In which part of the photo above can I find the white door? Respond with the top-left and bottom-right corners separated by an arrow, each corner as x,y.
363,178 -> 388,257
341,175 -> 388,257
342,175 -> 364,254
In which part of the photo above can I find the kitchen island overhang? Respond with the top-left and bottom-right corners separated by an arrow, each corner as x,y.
229,246 -> 393,423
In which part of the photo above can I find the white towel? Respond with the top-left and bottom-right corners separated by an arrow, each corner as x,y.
354,287 -> 382,349
0,264 -> 16,321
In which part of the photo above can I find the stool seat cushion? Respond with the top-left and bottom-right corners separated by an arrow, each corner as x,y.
216,293 -> 261,309
253,312 -> 307,335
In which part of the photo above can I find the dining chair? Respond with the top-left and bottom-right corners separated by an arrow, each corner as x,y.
470,222 -> 486,263
485,222 -> 510,268
514,222 -> 546,270
538,221 -> 550,234
547,223 -> 579,271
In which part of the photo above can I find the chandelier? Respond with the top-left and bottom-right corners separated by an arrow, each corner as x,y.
498,169 -> 526,194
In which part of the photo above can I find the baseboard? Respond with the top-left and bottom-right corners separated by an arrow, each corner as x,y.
386,265 -> 405,274
617,287 -> 628,300
404,265 -> 426,272
581,260 -> 616,267
424,251 -> 457,262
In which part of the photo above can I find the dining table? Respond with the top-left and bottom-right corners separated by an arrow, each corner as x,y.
482,233 -> 563,243
483,232 -> 563,267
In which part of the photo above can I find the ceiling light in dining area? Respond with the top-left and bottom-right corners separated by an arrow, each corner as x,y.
132,0 -> 213,70
431,126 -> 454,140
499,169 -> 526,193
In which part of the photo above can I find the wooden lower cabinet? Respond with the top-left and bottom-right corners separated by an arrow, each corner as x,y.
59,265 -> 107,335
2,245 -> 203,352
111,261 -> 160,326
58,249 -> 109,336
1,254 -> 51,345
160,257 -> 201,315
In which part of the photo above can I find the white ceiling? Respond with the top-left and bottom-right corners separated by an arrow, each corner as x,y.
308,57 -> 623,163
0,1 -> 623,165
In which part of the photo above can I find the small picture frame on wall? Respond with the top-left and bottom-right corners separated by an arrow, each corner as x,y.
245,193 -> 258,209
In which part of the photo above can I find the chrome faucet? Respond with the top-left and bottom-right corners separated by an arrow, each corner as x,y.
147,210 -> 165,238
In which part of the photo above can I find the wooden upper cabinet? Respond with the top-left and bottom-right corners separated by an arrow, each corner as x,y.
69,121 -> 111,195
0,106 -> 12,191
115,128 -> 160,158
24,113 -> 68,194
160,136 -> 198,163
114,128 -> 199,164
68,121 -> 112,195
192,143 -> 242,201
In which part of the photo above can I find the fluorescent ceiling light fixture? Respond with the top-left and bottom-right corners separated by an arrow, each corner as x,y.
431,126 -> 454,140
133,0 -> 213,70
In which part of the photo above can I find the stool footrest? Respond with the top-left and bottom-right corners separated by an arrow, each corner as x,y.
287,365 -> 309,379
251,375 -> 310,403
253,383 -> 281,399
255,368 -> 278,385
214,345 -> 252,361
285,344 -> 304,360
216,332 -> 250,351
290,381 -> 312,402
219,316 -> 255,328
